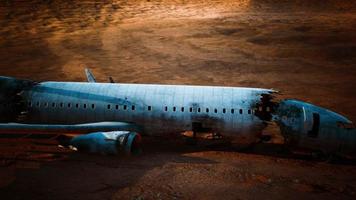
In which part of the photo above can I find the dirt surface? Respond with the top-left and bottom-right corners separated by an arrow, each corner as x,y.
0,0 -> 356,199
1,138 -> 356,200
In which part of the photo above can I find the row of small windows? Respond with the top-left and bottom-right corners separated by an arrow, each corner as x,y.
29,102 -> 96,109
164,106 -> 251,114
28,101 -> 263,115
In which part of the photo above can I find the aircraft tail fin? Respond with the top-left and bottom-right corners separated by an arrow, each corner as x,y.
85,68 -> 96,83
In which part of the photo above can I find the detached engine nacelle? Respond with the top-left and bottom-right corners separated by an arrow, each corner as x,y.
68,131 -> 141,155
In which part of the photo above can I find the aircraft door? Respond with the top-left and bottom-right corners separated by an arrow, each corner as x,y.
307,113 -> 320,138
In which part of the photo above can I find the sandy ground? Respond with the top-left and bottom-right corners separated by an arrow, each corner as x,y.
0,0 -> 356,199
1,138 -> 356,200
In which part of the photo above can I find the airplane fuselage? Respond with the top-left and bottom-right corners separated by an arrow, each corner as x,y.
21,82 -> 274,141
1,76 -> 354,157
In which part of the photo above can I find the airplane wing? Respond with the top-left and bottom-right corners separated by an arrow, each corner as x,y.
0,122 -> 142,155
0,122 -> 140,135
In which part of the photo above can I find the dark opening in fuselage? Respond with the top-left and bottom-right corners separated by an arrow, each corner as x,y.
308,113 -> 320,138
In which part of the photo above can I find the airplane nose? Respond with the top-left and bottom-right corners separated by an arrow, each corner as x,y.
274,99 -> 356,157
324,106 -> 353,125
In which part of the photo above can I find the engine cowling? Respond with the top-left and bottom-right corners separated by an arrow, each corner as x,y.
68,131 -> 141,155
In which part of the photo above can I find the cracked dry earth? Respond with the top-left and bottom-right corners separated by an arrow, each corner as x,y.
0,0 -> 356,199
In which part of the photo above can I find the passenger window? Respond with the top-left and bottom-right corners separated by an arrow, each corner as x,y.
52,102 -> 56,108
107,104 -> 111,109
248,110 -> 251,114
91,104 -> 95,109
223,108 -> 226,113
76,103 -> 79,108
239,109 -> 243,114
43,102 -> 48,108
148,106 -> 152,111
206,108 -> 209,113
164,106 -> 168,111
132,105 -> 135,111
189,107 -> 193,112
124,105 -> 127,110
68,103 -> 71,108
173,107 -> 176,112
266,107 -> 270,112
115,105 -> 119,110
214,109 -> 217,113
83,104 -> 87,109
60,103 -> 64,108
198,108 -> 201,113
231,109 -> 234,114
181,107 -> 184,112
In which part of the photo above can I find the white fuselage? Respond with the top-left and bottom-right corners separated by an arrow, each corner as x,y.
22,82 -> 274,140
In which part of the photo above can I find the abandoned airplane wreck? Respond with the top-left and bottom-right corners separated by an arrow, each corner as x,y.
0,73 -> 355,158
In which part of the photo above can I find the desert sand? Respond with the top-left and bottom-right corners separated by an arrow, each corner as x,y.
0,0 -> 355,199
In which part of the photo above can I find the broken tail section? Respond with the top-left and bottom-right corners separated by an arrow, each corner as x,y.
0,76 -> 36,122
